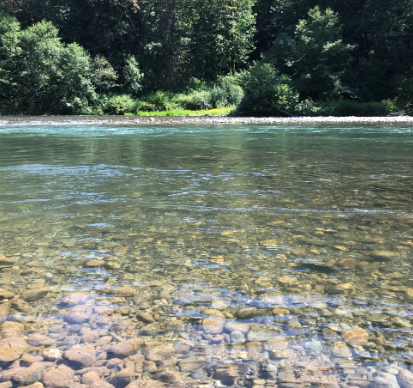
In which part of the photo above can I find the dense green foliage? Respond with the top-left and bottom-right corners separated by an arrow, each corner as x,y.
0,0 -> 412,115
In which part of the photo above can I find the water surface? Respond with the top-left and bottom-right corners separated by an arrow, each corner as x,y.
0,125 -> 413,387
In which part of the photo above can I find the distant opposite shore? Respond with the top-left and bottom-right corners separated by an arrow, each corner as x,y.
1,115 -> 413,126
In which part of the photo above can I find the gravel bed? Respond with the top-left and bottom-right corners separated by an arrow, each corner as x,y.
1,115 -> 413,126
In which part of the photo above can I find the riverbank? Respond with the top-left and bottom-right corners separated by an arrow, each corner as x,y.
1,115 -> 413,126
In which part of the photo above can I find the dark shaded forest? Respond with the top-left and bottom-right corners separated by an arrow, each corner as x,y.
1,0 -> 412,116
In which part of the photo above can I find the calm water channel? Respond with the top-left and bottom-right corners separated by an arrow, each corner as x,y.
0,124 -> 413,388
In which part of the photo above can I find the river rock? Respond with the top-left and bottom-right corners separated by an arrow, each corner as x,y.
136,312 -> 154,323
1,321 -> 24,336
0,291 -> 14,301
64,347 -> 96,367
125,381 -> 165,388
42,366 -> 75,388
144,345 -> 175,362
230,330 -> 246,343
0,337 -> 29,362
21,289 -> 48,302
108,339 -> 143,357
225,321 -> 250,334
370,373 -> 400,388
203,318 -> 223,334
27,334 -> 56,347
331,342 -> 352,358
342,327 -> 369,345
0,362 -> 45,385
178,357 -> 206,372
398,370 -> 413,388
339,258 -> 357,269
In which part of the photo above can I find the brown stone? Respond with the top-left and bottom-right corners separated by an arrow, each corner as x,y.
0,291 -> 14,300
0,337 -> 29,362
342,327 -> 369,346
1,321 -> 24,336
339,258 -> 357,270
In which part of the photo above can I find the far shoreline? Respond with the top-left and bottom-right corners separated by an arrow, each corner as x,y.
1,115 -> 413,126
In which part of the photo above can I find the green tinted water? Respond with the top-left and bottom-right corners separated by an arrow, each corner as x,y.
0,125 -> 413,387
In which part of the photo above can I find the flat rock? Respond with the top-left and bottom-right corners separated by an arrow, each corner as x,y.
125,381 -> 165,388
27,334 -> 56,347
21,289 -> 48,302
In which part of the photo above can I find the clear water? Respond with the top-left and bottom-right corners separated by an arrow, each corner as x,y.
0,124 -> 413,387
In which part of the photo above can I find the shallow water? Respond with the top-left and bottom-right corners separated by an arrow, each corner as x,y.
0,124 -> 413,388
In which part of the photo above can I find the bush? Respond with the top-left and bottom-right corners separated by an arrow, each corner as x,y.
173,90 -> 212,110
104,95 -> 138,115
237,62 -> 299,116
210,75 -> 244,108
140,91 -> 176,111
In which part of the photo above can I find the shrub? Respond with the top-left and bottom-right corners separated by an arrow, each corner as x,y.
237,62 -> 299,116
104,95 -> 138,115
174,90 -> 212,110
140,91 -> 175,111
211,75 -> 244,108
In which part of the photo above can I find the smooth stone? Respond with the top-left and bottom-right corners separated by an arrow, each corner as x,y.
64,347 -> 96,367
21,289 -> 48,302
1,321 -> 24,336
42,366 -> 75,388
371,374 -> 400,388
224,321 -> 250,334
108,339 -> 143,357
27,334 -> 56,347
230,330 -> 246,343
398,370 -> 413,388
136,312 -> 155,323
203,318 -> 223,334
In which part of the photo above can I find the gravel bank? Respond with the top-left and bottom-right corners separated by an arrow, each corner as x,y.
1,115 -> 413,126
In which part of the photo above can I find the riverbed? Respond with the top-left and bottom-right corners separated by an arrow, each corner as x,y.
0,124 -> 412,388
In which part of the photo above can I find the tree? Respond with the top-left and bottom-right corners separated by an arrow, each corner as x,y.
93,55 -> 118,93
269,6 -> 354,99
0,14 -> 99,114
123,55 -> 144,96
